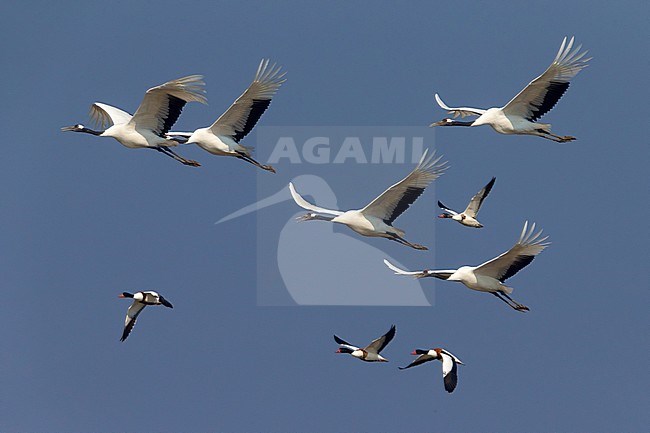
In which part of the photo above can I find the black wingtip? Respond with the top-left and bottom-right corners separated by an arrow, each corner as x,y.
160,296 -> 174,309
386,324 -> 396,339
484,177 -> 496,195
437,200 -> 447,210
333,334 -> 349,345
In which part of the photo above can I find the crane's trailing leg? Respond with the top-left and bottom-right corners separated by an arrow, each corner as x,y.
236,151 -> 276,173
502,292 -> 529,311
388,233 -> 428,250
536,129 -> 576,143
493,292 -> 528,312
154,146 -> 201,167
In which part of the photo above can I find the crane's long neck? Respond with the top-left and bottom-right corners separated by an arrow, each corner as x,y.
312,214 -> 334,221
445,120 -> 474,127
79,127 -> 104,136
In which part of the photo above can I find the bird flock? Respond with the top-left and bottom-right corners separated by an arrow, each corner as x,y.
62,36 -> 590,394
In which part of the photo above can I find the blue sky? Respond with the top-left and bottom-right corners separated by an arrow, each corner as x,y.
1,1 -> 648,432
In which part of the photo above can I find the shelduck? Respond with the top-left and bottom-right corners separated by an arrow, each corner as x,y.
399,347 -> 464,393
118,291 -> 173,342
334,325 -> 396,362
438,177 -> 496,228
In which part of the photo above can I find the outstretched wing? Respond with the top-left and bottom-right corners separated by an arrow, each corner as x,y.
289,182 -> 343,216
434,93 -> 486,118
383,259 -> 454,280
441,353 -> 459,393
398,353 -> 436,370
463,177 -> 496,218
90,102 -> 132,128
475,221 -> 550,282
131,75 -> 207,135
364,325 -> 396,354
333,335 -> 353,346
502,37 -> 590,122
210,59 -> 286,142
121,301 -> 146,342
437,200 -> 458,216
362,149 -> 448,224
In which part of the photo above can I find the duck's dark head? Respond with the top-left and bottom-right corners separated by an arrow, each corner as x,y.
438,213 -> 452,219
118,292 -> 134,299
411,349 -> 429,355
159,295 -> 174,309
336,346 -> 354,354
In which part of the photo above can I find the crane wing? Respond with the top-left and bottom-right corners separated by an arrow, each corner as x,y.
131,75 -> 207,135
475,221 -> 550,282
364,325 -> 395,354
289,182 -> 343,216
210,59 -> 286,142
434,93 -> 486,118
463,177 -> 496,218
502,37 -> 590,122
361,149 -> 448,224
121,301 -> 146,342
90,103 -> 132,128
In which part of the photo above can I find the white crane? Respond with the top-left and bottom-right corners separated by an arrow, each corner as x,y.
334,325 -> 396,362
431,37 -> 590,142
438,177 -> 496,228
118,291 -> 173,342
290,149 -> 448,250
167,59 -> 285,173
399,348 -> 464,393
61,75 -> 206,166
384,221 -> 549,311
214,174 -> 433,306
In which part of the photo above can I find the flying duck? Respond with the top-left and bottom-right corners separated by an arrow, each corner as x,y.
118,291 -> 173,342
334,325 -> 396,362
400,347 -> 464,393
438,177 -> 496,228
